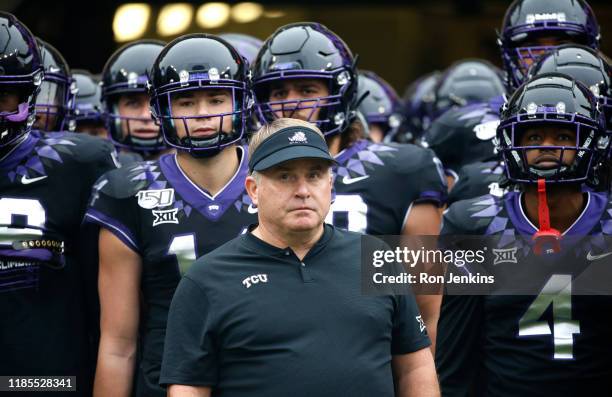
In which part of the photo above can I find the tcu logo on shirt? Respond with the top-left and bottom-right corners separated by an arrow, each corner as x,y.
242,274 -> 268,288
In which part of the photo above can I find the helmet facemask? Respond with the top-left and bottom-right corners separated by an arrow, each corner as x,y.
254,70 -> 354,137
106,89 -> 165,154
0,71 -> 43,148
498,105 -> 607,185
34,74 -> 77,132
152,82 -> 249,157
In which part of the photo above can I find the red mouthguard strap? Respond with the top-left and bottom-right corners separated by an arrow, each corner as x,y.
532,178 -> 562,255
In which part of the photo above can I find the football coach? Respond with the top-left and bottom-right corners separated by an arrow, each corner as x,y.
159,118 -> 440,397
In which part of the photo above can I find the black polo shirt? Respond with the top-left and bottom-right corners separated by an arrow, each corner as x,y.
160,224 -> 430,396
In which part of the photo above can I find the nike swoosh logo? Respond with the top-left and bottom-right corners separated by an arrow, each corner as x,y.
342,175 -> 369,185
586,251 -> 612,261
21,175 -> 48,185
247,204 -> 258,214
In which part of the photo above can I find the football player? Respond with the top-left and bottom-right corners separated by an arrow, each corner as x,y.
33,38 -> 77,133
357,70 -> 406,143
437,73 -> 612,396
72,69 -> 107,139
448,45 -> 611,206
100,40 -> 166,163
420,59 -> 506,188
427,0 -> 601,196
401,71 -> 440,144
252,22 -> 448,345
0,12 -> 118,396
87,34 -> 257,397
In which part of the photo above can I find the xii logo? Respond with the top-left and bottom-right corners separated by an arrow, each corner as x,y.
152,208 -> 179,227
493,247 -> 518,265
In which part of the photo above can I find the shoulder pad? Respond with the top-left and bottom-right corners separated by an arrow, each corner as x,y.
443,194 -> 503,235
40,132 -> 116,163
95,160 -> 160,199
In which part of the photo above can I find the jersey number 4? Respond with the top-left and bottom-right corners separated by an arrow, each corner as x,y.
518,274 -> 580,360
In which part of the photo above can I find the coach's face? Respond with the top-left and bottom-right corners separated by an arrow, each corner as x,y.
248,158 -> 333,233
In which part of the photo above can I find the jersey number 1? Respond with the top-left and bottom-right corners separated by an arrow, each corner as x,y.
168,234 -> 196,276
518,274 -> 580,360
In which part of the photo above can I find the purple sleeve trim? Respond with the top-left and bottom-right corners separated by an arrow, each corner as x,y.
416,190 -> 448,206
84,208 -> 139,253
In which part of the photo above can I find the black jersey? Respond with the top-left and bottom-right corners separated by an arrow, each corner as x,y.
117,150 -> 144,166
328,139 -> 447,235
447,160 -> 507,206
85,146 -> 257,397
422,97 -> 503,176
0,131 -> 117,395
437,191 -> 612,396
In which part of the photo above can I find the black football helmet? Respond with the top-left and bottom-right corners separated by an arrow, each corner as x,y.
101,40 -> 165,152
498,0 -> 600,90
357,71 -> 405,142
149,34 -> 251,156
219,33 -> 263,65
71,69 -> 104,126
0,12 -> 43,148
528,44 -> 611,135
402,71 -> 440,143
496,73 -> 608,185
430,59 -> 506,119
252,22 -> 358,137
35,38 -> 76,132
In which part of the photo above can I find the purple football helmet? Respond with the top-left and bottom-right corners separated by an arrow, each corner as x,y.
528,44 -> 612,141
430,59 -> 506,119
101,40 -> 165,153
149,34 -> 251,156
35,38 -> 77,132
0,12 -> 43,148
498,0 -> 600,90
401,71 -> 440,143
219,33 -> 263,65
252,22 -> 358,137
357,71 -> 405,142
496,73 -> 608,185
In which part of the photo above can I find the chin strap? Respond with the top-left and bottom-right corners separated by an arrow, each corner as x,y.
532,178 -> 562,255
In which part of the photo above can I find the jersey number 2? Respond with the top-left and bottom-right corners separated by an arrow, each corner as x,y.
0,198 -> 46,244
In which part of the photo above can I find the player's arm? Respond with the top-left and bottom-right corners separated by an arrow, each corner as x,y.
392,348 -> 440,397
93,228 -> 142,397
168,385 -> 212,397
402,204 -> 443,352
391,292 -> 440,397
